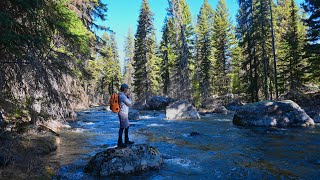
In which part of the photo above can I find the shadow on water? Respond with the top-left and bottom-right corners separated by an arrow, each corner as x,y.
50,107 -> 320,179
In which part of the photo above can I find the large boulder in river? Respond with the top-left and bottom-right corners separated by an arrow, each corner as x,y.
129,109 -> 140,120
147,96 -> 174,110
233,100 -> 315,127
84,144 -> 163,176
166,100 -> 200,120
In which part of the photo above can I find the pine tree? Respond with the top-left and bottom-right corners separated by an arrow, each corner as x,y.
160,20 -> 170,96
237,0 -> 276,101
258,0 -> 271,99
276,0 -> 307,93
230,37 -> 243,94
146,32 -> 161,96
167,0 -> 194,99
196,0 -> 215,103
133,0 -> 159,101
160,18 -> 177,96
237,0 -> 258,102
123,29 -> 135,91
109,33 -> 122,92
303,0 -> 320,85
97,32 -> 121,95
166,0 -> 195,100
212,0 -> 234,95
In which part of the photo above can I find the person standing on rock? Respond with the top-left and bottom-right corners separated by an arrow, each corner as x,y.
117,83 -> 134,148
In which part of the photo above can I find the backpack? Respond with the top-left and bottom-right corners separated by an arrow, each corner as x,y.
109,93 -> 121,113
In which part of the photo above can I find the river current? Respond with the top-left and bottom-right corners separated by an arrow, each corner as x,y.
50,107 -> 320,179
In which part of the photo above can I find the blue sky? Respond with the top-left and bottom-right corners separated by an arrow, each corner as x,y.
95,0 -> 304,70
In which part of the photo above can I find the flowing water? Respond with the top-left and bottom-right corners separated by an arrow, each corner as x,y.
50,107 -> 320,179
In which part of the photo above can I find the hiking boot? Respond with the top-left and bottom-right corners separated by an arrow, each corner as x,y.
125,140 -> 134,145
117,141 -> 127,148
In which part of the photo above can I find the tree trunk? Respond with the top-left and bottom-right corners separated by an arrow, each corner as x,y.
269,0 -> 278,100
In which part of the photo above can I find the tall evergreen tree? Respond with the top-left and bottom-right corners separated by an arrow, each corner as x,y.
146,32 -> 161,96
276,0 -> 307,93
160,19 -> 173,95
123,29 -> 135,92
237,0 -> 276,101
303,0 -> 320,84
166,0 -> 195,100
257,0 -> 271,99
133,0 -> 159,101
109,33 -> 122,92
97,32 -> 121,94
237,0 -> 258,102
230,35 -> 244,94
196,0 -> 215,102
212,0 -> 235,95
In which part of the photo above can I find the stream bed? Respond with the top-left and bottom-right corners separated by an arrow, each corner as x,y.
50,107 -> 320,179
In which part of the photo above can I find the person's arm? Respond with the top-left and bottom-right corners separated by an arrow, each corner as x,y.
122,95 -> 132,107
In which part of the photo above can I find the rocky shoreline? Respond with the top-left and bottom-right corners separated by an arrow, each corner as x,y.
0,125 -> 62,179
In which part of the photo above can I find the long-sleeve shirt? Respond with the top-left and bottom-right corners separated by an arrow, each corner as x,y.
119,92 -> 132,114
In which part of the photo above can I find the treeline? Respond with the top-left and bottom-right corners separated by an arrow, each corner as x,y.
0,0 -> 318,123
0,0 -> 120,123
124,0 -> 319,105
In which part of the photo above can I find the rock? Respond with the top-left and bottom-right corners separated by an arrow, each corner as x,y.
166,100 -> 200,120
31,100 -> 42,114
0,112 -> 5,129
233,100 -> 315,127
105,106 -> 111,111
0,155 -> 9,167
133,101 -> 149,110
313,115 -> 320,123
38,125 -> 60,136
147,96 -> 174,110
279,90 -> 305,101
129,109 -> 140,120
202,94 -> 243,111
212,106 -> 228,114
84,144 -> 163,176
297,93 -> 320,123
39,120 -> 70,134
190,132 -> 200,136
226,105 -> 243,111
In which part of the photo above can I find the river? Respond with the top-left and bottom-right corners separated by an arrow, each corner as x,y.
50,107 -> 320,179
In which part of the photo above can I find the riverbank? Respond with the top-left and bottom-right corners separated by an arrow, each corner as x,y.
0,105 -> 106,179
0,128 -> 60,179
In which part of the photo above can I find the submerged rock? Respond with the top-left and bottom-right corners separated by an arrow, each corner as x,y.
129,109 -> 140,120
190,132 -> 200,136
233,100 -> 315,127
166,100 -> 200,120
147,96 -> 175,110
314,115 -> 320,123
84,144 -> 163,176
